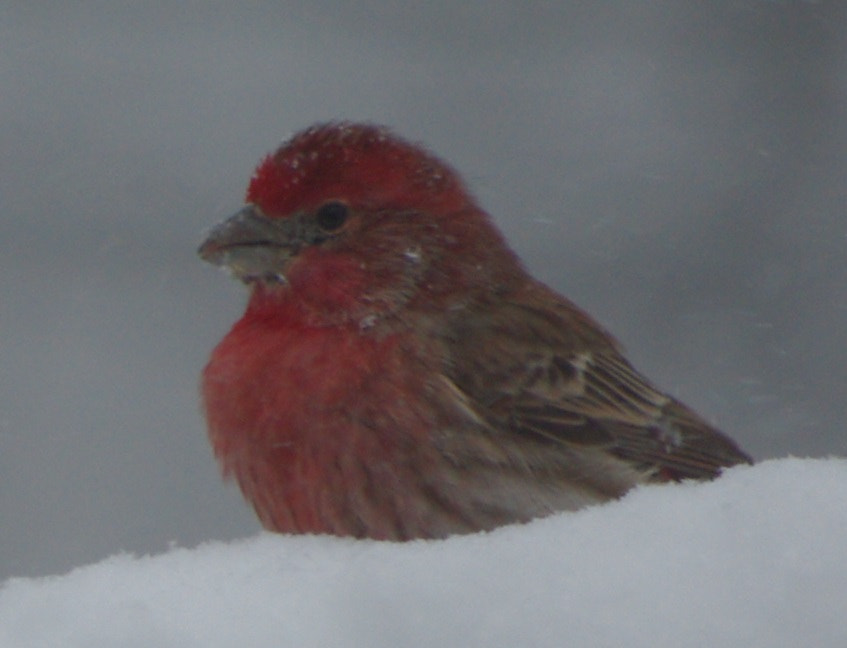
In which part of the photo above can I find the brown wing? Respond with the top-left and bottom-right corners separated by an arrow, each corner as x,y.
445,282 -> 752,482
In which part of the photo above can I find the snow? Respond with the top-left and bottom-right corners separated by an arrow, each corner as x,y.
1,458 -> 845,648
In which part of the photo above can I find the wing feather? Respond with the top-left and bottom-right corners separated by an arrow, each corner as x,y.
445,283 -> 751,482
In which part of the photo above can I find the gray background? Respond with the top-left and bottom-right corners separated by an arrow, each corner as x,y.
2,2 -> 845,580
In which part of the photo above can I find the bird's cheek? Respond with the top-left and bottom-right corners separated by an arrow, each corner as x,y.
285,249 -> 368,312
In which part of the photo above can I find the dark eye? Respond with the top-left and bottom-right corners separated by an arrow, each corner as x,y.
315,202 -> 349,232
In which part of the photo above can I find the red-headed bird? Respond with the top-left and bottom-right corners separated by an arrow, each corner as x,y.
199,122 -> 751,540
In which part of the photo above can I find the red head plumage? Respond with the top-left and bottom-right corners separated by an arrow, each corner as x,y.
246,122 -> 473,218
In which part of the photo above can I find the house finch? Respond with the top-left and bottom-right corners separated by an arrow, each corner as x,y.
199,122 -> 751,540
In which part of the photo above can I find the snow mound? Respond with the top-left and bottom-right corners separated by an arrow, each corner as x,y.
2,458 -> 845,648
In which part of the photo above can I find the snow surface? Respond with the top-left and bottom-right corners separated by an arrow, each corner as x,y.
1,458 -> 845,648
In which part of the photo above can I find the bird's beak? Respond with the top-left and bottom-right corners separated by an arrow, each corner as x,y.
198,204 -> 295,283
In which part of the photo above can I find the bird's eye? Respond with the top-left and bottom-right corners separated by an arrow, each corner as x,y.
315,202 -> 350,233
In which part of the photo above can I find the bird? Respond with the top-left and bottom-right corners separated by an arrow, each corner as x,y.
198,121 -> 752,540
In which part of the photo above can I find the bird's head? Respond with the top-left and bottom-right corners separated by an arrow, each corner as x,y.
199,122 -> 521,325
